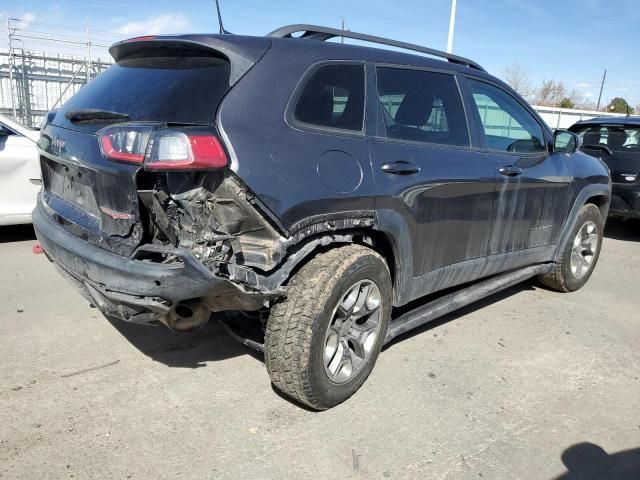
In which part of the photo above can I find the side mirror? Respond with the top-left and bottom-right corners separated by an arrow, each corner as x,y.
553,130 -> 580,154
0,124 -> 10,136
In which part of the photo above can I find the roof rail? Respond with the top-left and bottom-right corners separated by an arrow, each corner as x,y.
268,24 -> 485,72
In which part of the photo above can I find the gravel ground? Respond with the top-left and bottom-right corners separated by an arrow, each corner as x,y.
1,220 -> 639,479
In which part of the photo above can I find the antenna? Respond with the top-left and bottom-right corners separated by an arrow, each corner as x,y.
215,0 -> 231,34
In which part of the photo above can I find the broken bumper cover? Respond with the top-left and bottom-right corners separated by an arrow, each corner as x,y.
32,201 -> 267,324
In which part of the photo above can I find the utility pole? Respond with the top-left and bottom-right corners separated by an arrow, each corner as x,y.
596,69 -> 607,111
446,0 -> 457,53
341,17 -> 345,44
86,27 -> 92,83
7,18 -> 17,119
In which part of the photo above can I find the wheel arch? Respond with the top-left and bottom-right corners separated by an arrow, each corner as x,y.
584,193 -> 610,220
554,184 -> 611,262
235,212 -> 408,306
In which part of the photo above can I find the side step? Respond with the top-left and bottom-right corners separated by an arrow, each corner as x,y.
384,263 -> 555,345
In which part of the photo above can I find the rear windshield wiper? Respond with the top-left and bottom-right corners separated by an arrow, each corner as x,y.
65,109 -> 130,123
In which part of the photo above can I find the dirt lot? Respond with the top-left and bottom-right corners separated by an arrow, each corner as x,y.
1,220 -> 639,479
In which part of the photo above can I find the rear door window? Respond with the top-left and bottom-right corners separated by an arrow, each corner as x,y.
375,67 -> 469,146
293,64 -> 365,132
59,51 -> 231,125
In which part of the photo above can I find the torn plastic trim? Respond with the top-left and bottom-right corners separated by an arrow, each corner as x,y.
226,231 -> 373,292
139,171 -> 288,271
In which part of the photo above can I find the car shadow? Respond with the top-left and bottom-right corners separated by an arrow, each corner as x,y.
109,277 -> 539,371
0,224 -> 36,243
552,442 -> 640,479
383,279 -> 537,349
604,218 -> 640,241
105,313 -> 263,369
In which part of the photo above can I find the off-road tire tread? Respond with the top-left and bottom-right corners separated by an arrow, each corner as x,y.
538,203 -> 603,292
265,244 -> 388,410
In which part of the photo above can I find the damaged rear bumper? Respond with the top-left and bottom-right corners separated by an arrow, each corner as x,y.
33,200 -> 270,325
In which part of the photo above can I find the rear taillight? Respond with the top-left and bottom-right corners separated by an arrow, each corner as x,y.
99,126 -> 152,165
98,125 -> 228,170
144,130 -> 228,170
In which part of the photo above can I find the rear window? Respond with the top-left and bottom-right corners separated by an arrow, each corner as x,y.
293,64 -> 365,132
574,125 -> 640,152
376,67 -> 469,146
60,52 -> 231,125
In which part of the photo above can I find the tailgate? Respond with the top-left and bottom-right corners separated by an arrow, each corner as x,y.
37,36 -> 271,256
39,125 -> 143,256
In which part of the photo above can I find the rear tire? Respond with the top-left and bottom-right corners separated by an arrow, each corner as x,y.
265,244 -> 392,410
538,203 -> 604,292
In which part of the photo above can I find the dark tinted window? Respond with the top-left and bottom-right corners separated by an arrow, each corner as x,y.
468,79 -> 545,153
376,67 -> 469,146
60,52 -> 231,125
574,125 -> 640,152
293,64 -> 365,132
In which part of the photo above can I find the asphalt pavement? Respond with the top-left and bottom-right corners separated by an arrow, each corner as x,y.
1,220 -> 639,479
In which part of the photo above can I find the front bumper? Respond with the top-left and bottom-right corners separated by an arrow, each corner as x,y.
33,200 -> 266,324
609,183 -> 640,219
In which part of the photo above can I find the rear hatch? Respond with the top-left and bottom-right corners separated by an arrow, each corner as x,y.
39,35 -> 270,256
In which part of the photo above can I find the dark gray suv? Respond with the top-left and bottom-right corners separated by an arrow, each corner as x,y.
33,25 -> 611,409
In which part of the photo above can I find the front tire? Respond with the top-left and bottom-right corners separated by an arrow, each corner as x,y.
265,244 -> 392,410
539,203 -> 604,292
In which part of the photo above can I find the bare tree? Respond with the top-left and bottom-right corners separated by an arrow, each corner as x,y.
534,80 -> 582,108
503,64 -> 533,101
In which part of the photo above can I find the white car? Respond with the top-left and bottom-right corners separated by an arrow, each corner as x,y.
0,114 -> 41,225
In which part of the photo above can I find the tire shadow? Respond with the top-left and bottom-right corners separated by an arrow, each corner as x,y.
383,279 -> 538,350
604,218 -> 640,241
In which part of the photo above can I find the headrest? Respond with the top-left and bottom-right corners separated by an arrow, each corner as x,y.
395,90 -> 434,126
607,130 -> 628,150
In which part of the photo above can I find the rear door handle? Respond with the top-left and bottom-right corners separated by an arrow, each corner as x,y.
381,161 -> 420,175
498,165 -> 522,177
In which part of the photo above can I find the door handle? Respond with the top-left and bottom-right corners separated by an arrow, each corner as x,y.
498,165 -> 522,177
381,161 -> 420,175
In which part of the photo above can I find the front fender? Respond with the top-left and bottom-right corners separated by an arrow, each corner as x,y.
554,182 -> 611,262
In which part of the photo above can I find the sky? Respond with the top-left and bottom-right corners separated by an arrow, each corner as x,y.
2,0 -> 639,107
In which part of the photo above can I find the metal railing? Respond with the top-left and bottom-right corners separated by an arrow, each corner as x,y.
2,17 -> 116,127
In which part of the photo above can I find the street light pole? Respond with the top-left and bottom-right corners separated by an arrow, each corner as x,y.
446,0 -> 457,53
596,69 -> 607,111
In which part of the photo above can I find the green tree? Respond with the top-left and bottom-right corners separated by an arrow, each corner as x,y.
559,97 -> 575,109
606,97 -> 634,114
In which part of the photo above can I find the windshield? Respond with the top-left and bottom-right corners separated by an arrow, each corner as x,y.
575,125 -> 640,153
58,52 -> 231,126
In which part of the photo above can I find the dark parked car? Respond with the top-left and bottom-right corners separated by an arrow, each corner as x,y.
33,25 -> 611,409
569,116 -> 640,220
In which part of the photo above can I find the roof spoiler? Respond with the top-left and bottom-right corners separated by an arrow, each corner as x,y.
109,35 -> 271,84
268,24 -> 485,72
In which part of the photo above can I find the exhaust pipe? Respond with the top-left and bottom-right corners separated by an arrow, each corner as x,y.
160,300 -> 210,332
